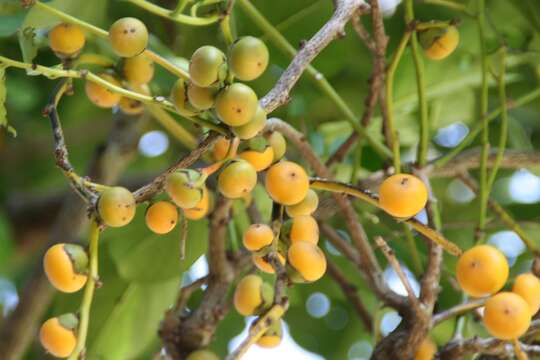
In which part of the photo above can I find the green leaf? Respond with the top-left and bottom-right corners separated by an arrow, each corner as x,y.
0,66 -> 16,137
107,210 -> 209,282
0,1 -> 27,37
17,26 -> 38,65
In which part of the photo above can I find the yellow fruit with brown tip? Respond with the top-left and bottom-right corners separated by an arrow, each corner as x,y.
109,17 -> 148,58
145,201 -> 178,234
265,161 -> 309,205
483,292 -> 531,340
97,186 -> 136,227
379,174 -> 428,218
232,106 -> 267,140
215,83 -> 258,126
217,160 -> 257,199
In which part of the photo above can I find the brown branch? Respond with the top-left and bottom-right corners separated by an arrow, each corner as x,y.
326,259 -> 373,331
431,299 -> 486,326
260,0 -> 365,112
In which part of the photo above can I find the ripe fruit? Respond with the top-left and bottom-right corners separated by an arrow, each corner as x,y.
145,201 -> 178,234
186,349 -> 219,360
189,45 -> 226,87
170,79 -> 197,117
238,146 -> 274,172
213,136 -> 231,161
109,17 -> 148,57
39,314 -> 78,358
414,338 -> 436,360
49,23 -> 85,58
229,36 -> 269,81
122,53 -> 154,85
512,273 -> 540,315
419,25 -> 459,61
243,223 -> 274,251
233,274 -> 273,316
456,245 -> 509,297
286,189 -> 319,217
266,131 -> 286,161
256,320 -> 282,348
483,292 -> 531,340
119,97 -> 144,115
215,83 -> 258,126
288,241 -> 327,282
290,215 -> 319,244
184,186 -> 211,220
378,174 -> 428,218
187,82 -> 216,110
253,253 -> 286,274
166,169 -> 204,209
85,73 -> 122,108
217,160 -> 257,199
98,186 -> 136,227
44,244 -> 88,293
232,106 -> 267,140
265,161 -> 309,205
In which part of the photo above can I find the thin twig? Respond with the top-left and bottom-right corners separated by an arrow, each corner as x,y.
431,298 -> 486,326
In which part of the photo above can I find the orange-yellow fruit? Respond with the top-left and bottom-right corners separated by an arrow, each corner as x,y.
419,25 -> 459,61
414,338 -> 437,360
232,106 -> 267,140
217,160 -> 257,199
43,244 -> 88,293
187,82 -> 216,111
49,23 -> 85,58
266,131 -> 286,161
170,78 -> 197,117
166,170 -> 204,209
378,174 -> 428,218
109,17 -> 148,58
288,241 -> 326,282
253,253 -> 286,274
290,215 -> 319,244
39,314 -> 78,358
119,84 -> 149,115
238,146 -> 274,172
215,83 -> 258,126
184,186 -> 211,220
85,73 -> 122,108
97,186 -> 136,227
186,349 -> 219,360
213,136 -> 231,161
256,320 -> 282,348
123,53 -> 154,85
233,274 -> 273,316
456,245 -> 509,298
285,189 -> 318,218
243,223 -> 274,251
512,273 -> 540,315
483,292 -> 531,340
229,36 -> 269,81
145,201 -> 178,234
265,161 -> 309,205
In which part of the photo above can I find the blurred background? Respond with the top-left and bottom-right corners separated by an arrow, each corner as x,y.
1,0 -> 540,358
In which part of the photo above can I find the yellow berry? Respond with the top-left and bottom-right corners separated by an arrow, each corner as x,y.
288,241 -> 327,282
512,273 -> 540,315
238,146 -> 274,172
49,23 -> 85,58
414,338 -> 437,360
123,53 -> 154,85
145,201 -> 178,234
166,169 -> 204,209
483,292 -> 531,340
266,131 -> 286,161
243,223 -> 274,251
109,17 -> 148,58
39,314 -> 78,358
256,320 -> 282,348
85,73 -> 122,108
215,83 -> 258,127
212,136 -> 231,161
187,82 -> 216,110
285,189 -> 318,217
265,161 -> 309,205
184,186 -> 211,220
456,245 -> 509,298
378,174 -> 428,218
170,78 -> 197,117
189,45 -> 226,87
233,274 -> 273,316
186,349 -> 219,360
232,106 -> 267,140
229,36 -> 269,81
419,25 -> 459,61
253,253 -> 286,274
97,186 -> 136,227
118,84 -> 149,115
290,215 -> 319,244
217,160 -> 257,199
43,244 -> 88,293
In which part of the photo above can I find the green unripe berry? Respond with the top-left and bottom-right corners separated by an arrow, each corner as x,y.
218,159 -> 257,199
98,186 -> 136,227
419,25 -> 459,61
166,169 -> 205,209
109,17 -> 148,58
187,82 -> 216,110
170,79 -> 197,117
189,46 -> 227,87
186,349 -> 219,360
232,105 -> 267,140
229,36 -> 269,81
266,131 -> 287,161
215,83 -> 258,126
